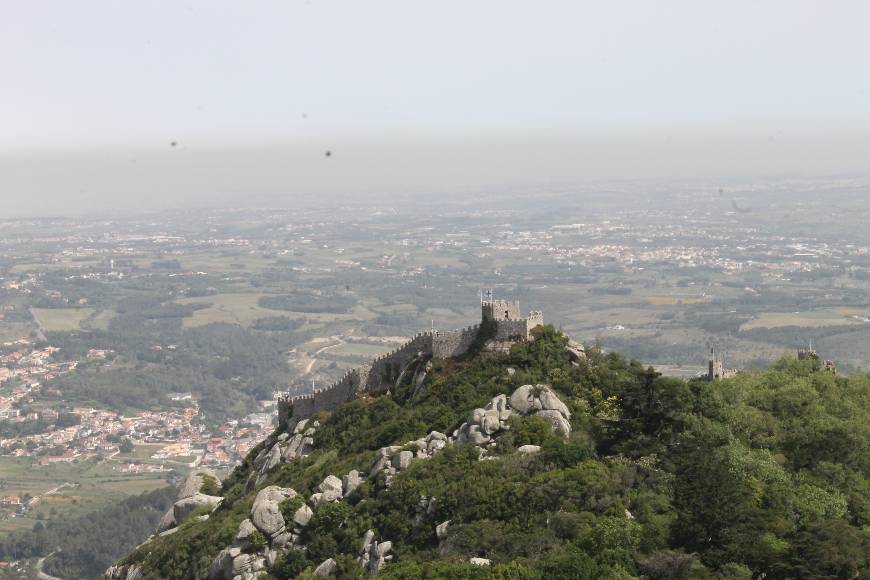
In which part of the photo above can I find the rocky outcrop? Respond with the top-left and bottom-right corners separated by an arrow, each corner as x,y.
105,564 -> 143,580
209,546 -> 266,580
172,493 -> 223,525
436,520 -> 451,539
157,470 -> 224,533
210,486 -> 305,580
310,474 -> 343,507
138,380 -> 573,580
314,558 -> 337,576
508,384 -> 572,437
453,394 -> 514,449
368,430 -> 450,485
251,485 -> 297,540
358,530 -> 393,575
342,469 -> 362,497
252,420 -> 319,485
293,504 -> 314,527
179,469 -> 222,498
566,338 -> 586,365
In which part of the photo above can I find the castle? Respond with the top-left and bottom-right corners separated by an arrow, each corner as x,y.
798,347 -> 837,374
279,299 -> 543,423
707,348 -> 737,381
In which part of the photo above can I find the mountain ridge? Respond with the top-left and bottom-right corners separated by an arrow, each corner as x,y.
106,323 -> 870,580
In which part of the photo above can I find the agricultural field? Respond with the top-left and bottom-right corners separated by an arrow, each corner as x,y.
740,309 -> 858,330
0,451 -> 176,537
29,308 -> 95,332
175,293 -> 274,327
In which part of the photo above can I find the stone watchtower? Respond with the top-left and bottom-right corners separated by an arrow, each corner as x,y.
708,348 -> 725,381
481,299 -> 522,322
480,298 -> 543,345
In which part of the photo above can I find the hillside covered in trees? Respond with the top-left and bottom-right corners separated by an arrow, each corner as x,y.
110,326 -> 869,579
0,486 -> 176,579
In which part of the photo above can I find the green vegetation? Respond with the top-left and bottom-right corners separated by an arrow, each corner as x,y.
198,472 -> 221,496
0,456 -> 172,537
48,321 -> 292,418
0,486 -> 175,579
258,292 -> 357,314
30,307 -> 95,332
117,326 -> 870,579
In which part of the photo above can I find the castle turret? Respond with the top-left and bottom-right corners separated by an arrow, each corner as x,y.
708,348 -> 725,381
481,299 -> 521,322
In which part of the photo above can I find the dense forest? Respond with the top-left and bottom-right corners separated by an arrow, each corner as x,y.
47,318 -> 294,419
0,486 -> 175,578
113,326 -> 869,579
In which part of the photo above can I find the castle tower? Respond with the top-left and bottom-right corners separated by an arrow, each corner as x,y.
481,299 -> 521,322
708,348 -> 725,381
797,348 -> 819,361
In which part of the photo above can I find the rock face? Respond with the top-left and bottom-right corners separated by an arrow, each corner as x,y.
279,419 -> 320,463
509,384 -> 544,414
508,384 -> 572,438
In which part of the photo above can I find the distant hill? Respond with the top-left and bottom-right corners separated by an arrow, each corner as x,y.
107,325 -> 869,579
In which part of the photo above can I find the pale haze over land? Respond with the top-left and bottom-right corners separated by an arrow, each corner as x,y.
1,0 -> 869,217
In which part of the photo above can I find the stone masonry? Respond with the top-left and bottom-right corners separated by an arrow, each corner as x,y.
279,299 -> 543,423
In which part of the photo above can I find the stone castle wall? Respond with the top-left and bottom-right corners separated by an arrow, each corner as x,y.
431,325 -> 480,358
364,333 -> 433,396
284,367 -> 365,420
279,301 -> 542,422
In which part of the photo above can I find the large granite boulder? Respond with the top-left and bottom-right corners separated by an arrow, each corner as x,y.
293,504 -> 314,527
314,558 -> 337,576
509,384 -> 572,437
156,506 -> 177,533
172,493 -> 223,525
509,384 -> 545,414
342,470 -> 362,497
251,486 -> 296,538
310,474 -> 343,506
179,469 -> 221,499
535,409 -> 572,436
566,338 -> 586,364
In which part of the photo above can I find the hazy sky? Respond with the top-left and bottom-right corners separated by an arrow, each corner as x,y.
1,1 -> 869,216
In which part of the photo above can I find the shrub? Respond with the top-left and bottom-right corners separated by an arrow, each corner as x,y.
279,495 -> 306,523
271,549 -> 310,579
198,473 -> 221,496
248,529 -> 267,552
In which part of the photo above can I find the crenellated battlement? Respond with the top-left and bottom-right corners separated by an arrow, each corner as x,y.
278,298 -> 543,423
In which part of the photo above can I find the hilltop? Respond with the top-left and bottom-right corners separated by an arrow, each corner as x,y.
106,316 -> 869,579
